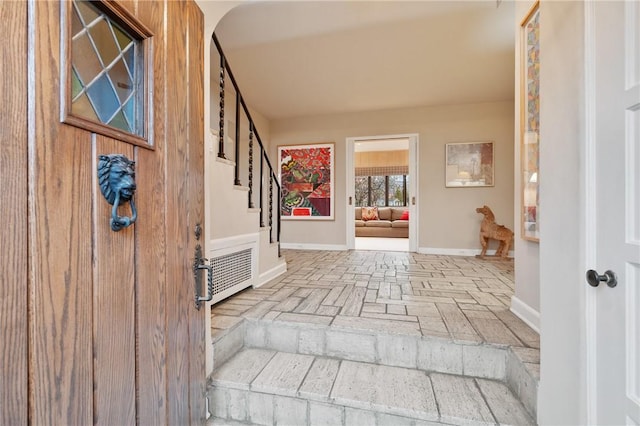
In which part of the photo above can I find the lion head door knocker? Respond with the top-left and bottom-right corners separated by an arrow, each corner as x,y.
98,154 -> 137,232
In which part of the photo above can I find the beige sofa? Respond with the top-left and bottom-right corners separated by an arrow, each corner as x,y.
355,207 -> 409,238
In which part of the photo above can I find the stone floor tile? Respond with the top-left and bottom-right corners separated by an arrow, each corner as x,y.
345,407 -> 376,425
361,312 -> 418,323
403,295 -> 457,304
406,303 -> 440,317
333,285 -> 353,307
294,288 -> 314,298
248,392 -> 274,425
417,339 -> 464,375
332,315 -> 421,336
314,305 -> 340,316
430,373 -> 495,425
251,352 -> 315,397
362,303 -> 386,313
377,334 -> 418,368
436,303 -> 479,338
387,304 -> 407,315
298,358 -> 340,400
273,296 -> 303,312
326,330 -> 377,362
331,361 -> 438,421
309,402 -> 343,426
274,396 -> 308,425
275,312 -> 333,326
267,287 -> 297,302
227,388 -> 248,422
461,310 -> 496,320
490,308 -> 540,348
243,301 -> 279,319
467,317 -> 523,346
476,378 -> 535,425
212,349 -> 275,389
295,288 -> 331,314
211,315 -> 244,330
340,287 -> 367,316
462,345 -> 506,380
321,285 -> 345,306
511,347 -> 540,364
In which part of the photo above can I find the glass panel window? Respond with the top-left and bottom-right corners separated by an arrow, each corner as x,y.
354,176 -> 369,207
370,176 -> 386,206
388,175 -> 405,206
68,0 -> 146,138
355,174 -> 409,207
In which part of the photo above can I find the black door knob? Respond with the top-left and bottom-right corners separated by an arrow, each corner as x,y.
586,269 -> 617,288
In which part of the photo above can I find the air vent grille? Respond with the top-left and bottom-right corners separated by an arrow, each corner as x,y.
211,248 -> 252,296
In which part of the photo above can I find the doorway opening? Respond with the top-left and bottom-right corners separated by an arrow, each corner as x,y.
346,134 -> 419,252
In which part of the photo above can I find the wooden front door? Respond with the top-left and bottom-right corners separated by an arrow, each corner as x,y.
1,0 -> 206,424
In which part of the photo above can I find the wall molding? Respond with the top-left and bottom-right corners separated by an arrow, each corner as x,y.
209,232 -> 259,251
511,295 -> 540,334
280,243 -> 348,251
256,260 -> 287,288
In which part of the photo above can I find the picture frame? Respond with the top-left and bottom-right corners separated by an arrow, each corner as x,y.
445,142 -> 494,188
278,143 -> 335,220
520,1 -> 540,242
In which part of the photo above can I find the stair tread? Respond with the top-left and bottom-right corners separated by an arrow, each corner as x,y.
210,349 -> 535,426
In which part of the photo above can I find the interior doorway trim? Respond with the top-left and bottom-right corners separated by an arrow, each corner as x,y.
346,133 -> 419,252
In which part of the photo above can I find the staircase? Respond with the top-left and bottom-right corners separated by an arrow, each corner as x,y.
207,317 -> 537,425
206,32 -> 286,306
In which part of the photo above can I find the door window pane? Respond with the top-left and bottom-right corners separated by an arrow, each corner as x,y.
69,0 -> 144,137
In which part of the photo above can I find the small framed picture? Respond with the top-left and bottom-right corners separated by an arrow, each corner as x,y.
445,141 -> 494,188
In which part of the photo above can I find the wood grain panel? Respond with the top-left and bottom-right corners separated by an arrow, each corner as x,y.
187,3 -> 206,424
0,1 -> 28,424
165,0 -> 191,423
92,137 -> 136,425
28,2 -> 93,424
134,0 -> 168,423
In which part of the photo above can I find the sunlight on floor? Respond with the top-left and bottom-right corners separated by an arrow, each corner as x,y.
354,236 -> 409,252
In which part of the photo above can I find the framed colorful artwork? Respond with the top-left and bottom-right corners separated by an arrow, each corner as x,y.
520,1 -> 540,242
445,142 -> 494,187
278,143 -> 334,220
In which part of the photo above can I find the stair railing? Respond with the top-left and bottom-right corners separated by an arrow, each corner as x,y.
212,33 -> 281,256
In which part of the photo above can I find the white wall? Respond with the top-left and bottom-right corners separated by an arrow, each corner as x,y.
271,101 -> 514,252
537,1 -> 588,424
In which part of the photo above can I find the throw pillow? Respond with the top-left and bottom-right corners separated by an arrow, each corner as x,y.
361,206 -> 379,221
400,210 -> 409,220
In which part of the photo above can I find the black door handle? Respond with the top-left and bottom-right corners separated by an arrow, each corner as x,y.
586,269 -> 617,288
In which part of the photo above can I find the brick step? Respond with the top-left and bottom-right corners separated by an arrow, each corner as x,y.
211,317 -> 538,420
208,348 -> 534,426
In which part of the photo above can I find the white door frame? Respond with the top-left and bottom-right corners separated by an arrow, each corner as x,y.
345,133 -> 419,252
583,1 -> 597,421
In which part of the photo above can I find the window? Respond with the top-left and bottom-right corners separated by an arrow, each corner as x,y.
63,0 -> 153,147
355,175 -> 408,207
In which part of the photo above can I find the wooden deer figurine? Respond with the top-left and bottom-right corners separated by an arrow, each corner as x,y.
475,205 -> 513,258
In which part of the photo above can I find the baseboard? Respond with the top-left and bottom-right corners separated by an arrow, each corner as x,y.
255,260 -> 287,288
280,243 -> 348,251
510,296 -> 540,334
417,247 -> 515,257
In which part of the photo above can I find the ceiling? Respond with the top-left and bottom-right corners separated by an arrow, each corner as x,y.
214,1 -> 515,121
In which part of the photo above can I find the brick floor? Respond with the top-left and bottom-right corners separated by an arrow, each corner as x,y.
211,249 -> 539,351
